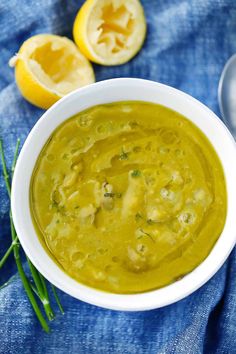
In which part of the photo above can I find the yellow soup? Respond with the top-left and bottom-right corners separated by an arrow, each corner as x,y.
30,102 -> 227,294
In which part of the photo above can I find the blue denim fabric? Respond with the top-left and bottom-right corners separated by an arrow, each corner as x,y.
0,1 -> 236,353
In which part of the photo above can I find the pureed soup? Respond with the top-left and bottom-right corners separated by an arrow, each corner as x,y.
30,102 -> 227,294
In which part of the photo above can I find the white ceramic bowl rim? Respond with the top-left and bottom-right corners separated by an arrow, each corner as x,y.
11,78 -> 236,311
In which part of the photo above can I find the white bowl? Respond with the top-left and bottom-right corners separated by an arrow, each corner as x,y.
11,78 -> 236,311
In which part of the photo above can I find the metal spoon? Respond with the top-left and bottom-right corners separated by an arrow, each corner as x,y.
218,54 -> 236,138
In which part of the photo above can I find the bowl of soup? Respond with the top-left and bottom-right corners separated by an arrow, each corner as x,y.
11,78 -> 236,310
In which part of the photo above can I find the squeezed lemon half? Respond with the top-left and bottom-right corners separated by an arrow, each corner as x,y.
73,0 -> 146,66
9,34 -> 95,109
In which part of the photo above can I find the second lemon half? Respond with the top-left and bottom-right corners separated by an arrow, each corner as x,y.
73,0 -> 146,66
10,34 -> 95,109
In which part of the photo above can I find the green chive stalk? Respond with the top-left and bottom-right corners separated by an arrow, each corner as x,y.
0,240 -> 18,270
51,285 -> 64,314
0,140 -> 11,197
27,258 -> 55,321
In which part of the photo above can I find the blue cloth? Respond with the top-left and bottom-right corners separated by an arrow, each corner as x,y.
0,0 -> 236,353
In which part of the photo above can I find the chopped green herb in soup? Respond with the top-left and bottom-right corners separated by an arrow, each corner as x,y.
30,102 -> 227,293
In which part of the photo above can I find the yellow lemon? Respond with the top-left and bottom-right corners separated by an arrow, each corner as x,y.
9,34 -> 95,109
73,0 -> 146,66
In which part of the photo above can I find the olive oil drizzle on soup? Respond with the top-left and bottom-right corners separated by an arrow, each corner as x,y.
30,102 -> 227,294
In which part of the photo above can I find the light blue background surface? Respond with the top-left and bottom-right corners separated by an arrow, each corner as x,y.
0,1 -> 236,353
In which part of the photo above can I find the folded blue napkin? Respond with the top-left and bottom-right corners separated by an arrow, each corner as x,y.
0,0 -> 236,353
